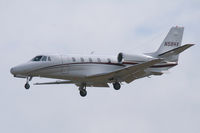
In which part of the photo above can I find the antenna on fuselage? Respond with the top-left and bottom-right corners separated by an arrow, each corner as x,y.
90,51 -> 95,54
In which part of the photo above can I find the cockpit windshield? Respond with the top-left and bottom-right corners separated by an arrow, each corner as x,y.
32,56 -> 43,61
41,56 -> 47,61
31,55 -> 51,62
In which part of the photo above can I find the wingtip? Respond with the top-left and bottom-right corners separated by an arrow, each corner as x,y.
185,44 -> 195,46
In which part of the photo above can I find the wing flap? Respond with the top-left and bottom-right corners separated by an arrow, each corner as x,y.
85,83 -> 109,87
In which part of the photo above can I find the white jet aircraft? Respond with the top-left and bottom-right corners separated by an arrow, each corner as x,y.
10,26 -> 194,97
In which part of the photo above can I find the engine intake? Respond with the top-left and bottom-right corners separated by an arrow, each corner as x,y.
117,52 -> 123,63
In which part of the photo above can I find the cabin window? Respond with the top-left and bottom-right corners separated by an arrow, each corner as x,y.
89,58 -> 92,62
41,56 -> 47,61
97,58 -> 101,62
80,57 -> 84,62
107,58 -> 111,63
72,57 -> 76,62
48,56 -> 51,61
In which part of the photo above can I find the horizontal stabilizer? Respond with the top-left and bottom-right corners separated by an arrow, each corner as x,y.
158,44 -> 195,58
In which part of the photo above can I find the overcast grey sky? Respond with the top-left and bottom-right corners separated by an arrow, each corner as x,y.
0,0 -> 200,133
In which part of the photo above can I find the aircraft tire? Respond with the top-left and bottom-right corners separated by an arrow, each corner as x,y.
25,83 -> 30,89
113,82 -> 121,90
80,90 -> 87,97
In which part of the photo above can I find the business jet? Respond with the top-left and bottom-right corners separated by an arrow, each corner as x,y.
10,26 -> 194,97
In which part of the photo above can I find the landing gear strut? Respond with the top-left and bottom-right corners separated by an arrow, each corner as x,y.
113,82 -> 121,90
79,83 -> 87,97
24,77 -> 32,90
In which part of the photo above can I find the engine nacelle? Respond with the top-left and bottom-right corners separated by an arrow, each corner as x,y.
117,52 -> 154,63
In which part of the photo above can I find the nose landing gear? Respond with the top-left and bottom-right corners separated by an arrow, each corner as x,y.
24,77 -> 32,90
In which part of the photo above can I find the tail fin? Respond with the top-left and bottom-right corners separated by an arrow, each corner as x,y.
155,26 -> 184,62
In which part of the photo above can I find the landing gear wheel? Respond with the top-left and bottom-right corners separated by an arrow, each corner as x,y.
25,83 -> 30,89
80,90 -> 87,97
113,82 -> 121,90
79,83 -> 87,97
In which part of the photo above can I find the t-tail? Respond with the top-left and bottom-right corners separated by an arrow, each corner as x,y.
148,26 -> 194,63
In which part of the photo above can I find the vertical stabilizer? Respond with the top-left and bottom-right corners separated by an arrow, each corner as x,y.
155,26 -> 184,62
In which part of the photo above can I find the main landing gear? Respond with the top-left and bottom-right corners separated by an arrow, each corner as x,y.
24,77 -> 32,90
113,82 -> 121,90
79,83 -> 87,97
78,82 -> 121,97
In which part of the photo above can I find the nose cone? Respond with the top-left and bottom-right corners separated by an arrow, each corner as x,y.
10,67 -> 20,76
10,67 -> 15,75
10,64 -> 29,77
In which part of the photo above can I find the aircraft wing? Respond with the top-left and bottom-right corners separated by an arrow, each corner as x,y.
34,80 -> 74,85
34,80 -> 109,87
85,58 -> 163,83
